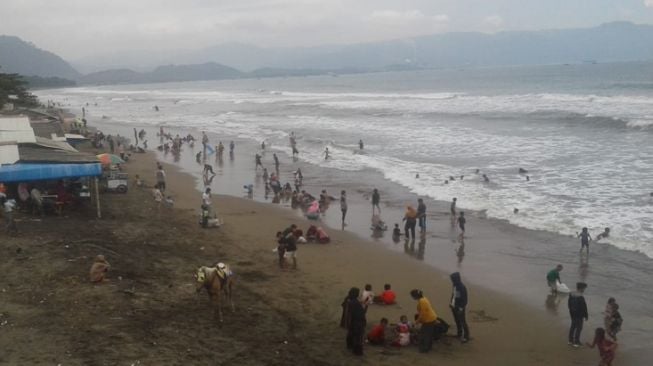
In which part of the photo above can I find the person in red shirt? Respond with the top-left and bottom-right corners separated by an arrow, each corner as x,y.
367,318 -> 388,345
374,284 -> 397,305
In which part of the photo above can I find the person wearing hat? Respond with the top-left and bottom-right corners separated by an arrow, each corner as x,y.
568,282 -> 589,348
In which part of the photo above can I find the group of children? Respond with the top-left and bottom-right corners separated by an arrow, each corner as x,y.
357,283 -> 434,348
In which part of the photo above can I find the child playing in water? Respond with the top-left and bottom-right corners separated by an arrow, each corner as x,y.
578,227 -> 592,254
367,318 -> 388,345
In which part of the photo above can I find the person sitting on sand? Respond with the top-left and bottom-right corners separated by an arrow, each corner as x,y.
89,255 -> 111,283
373,283 -> 396,305
153,186 -> 163,208
367,318 -> 388,345
315,227 -> 330,244
371,215 -> 387,231
392,224 -> 402,241
596,228 -> 610,241
392,315 -> 413,347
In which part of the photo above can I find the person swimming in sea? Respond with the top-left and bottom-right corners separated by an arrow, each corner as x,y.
324,147 -> 330,160
359,139 -> 364,150
482,174 -> 490,183
596,228 -> 610,241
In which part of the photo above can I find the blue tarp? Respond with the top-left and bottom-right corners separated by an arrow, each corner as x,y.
0,163 -> 102,182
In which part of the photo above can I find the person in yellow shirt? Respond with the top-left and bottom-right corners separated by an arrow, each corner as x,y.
411,289 -> 438,353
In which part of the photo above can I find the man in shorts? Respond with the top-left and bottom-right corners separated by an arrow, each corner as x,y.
284,231 -> 298,270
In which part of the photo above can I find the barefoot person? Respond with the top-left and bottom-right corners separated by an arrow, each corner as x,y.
457,211 -> 466,239
450,198 -> 457,226
547,264 -> 564,293
578,227 -> 592,254
417,198 -> 427,233
340,190 -> 348,226
371,188 -> 381,214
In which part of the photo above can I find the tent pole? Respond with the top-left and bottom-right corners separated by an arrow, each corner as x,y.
95,177 -> 101,219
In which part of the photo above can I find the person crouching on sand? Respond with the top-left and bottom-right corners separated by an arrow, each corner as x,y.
89,255 -> 111,283
410,289 -> 438,353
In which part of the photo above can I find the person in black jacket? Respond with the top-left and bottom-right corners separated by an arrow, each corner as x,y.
568,282 -> 589,347
343,287 -> 366,356
450,272 -> 470,343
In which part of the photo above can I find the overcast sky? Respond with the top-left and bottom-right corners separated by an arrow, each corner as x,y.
3,0 -> 653,60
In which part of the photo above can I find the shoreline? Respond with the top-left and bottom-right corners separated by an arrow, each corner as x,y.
93,119 -> 652,363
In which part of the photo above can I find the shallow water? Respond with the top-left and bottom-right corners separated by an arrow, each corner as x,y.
38,62 -> 653,259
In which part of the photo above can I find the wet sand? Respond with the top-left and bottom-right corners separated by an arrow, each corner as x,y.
99,120 -> 653,363
78,122 -> 635,364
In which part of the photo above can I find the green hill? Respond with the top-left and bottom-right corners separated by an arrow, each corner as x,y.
0,35 -> 80,80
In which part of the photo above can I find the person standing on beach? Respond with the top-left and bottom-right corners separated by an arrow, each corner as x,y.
133,128 -> 138,146
324,147 -> 330,160
343,287 -> 366,356
273,153 -> 280,172
450,272 -> 470,343
410,289 -> 438,353
568,282 -> 589,348
372,188 -> 381,214
156,165 -> 166,192
450,198 -> 457,227
202,187 -> 212,213
403,205 -> 417,240
457,212 -> 466,239
229,141 -> 235,156
340,190 -> 348,226
201,132 -> 209,151
255,154 -> 263,170
284,230 -> 298,270
578,228 -> 592,254
586,328 -> 617,366
417,198 -> 427,233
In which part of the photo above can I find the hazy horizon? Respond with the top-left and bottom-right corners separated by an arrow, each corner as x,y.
3,0 -> 653,62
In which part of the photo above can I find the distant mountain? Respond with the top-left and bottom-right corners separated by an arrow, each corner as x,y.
0,35 -> 80,80
80,62 -> 243,85
178,21 -> 653,70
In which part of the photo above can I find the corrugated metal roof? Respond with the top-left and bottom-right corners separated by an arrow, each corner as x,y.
34,136 -> 77,152
18,145 -> 99,164
0,116 -> 36,143
0,143 -> 20,165
30,120 -> 65,139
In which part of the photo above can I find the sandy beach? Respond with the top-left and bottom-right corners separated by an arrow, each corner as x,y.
1,132 -> 607,365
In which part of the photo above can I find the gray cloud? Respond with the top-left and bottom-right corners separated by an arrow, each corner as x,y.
1,0 -> 652,60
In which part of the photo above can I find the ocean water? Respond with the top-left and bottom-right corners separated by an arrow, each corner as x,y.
38,62 -> 653,258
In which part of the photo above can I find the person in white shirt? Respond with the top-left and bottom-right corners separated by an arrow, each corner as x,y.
360,284 -> 375,312
4,198 -> 18,235
202,188 -> 213,212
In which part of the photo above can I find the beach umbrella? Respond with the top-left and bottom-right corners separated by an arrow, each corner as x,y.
96,153 -> 124,166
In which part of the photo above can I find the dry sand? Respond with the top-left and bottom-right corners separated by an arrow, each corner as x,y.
0,150 -> 598,365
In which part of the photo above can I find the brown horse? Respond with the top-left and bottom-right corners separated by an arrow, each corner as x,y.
195,265 -> 235,322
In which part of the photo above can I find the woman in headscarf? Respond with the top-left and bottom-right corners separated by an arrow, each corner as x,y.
403,205 -> 418,240
411,289 -> 438,353
342,287 -> 366,356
